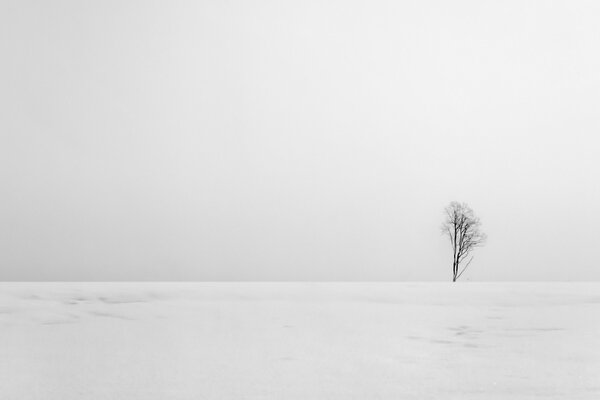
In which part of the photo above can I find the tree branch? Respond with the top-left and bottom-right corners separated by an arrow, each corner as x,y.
456,256 -> 474,280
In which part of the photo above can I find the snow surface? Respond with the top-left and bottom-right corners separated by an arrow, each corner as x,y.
1,282 -> 599,399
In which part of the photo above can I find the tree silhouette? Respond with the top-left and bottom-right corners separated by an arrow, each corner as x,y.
442,202 -> 487,282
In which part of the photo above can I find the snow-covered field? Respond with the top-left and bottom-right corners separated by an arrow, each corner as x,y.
0,283 -> 598,399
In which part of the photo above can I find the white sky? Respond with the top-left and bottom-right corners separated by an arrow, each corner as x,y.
1,0 -> 599,280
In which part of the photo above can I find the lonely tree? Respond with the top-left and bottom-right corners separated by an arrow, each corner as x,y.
442,202 -> 486,282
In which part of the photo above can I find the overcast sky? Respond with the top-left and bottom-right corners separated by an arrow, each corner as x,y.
1,0 -> 599,281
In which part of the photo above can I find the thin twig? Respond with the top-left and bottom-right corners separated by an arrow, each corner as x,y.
456,256 -> 474,280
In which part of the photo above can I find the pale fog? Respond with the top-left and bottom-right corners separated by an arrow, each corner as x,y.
2,0 -> 600,282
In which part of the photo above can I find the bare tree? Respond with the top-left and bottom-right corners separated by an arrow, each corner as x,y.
442,202 -> 487,282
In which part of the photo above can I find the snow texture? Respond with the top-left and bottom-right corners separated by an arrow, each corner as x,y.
1,282 -> 599,399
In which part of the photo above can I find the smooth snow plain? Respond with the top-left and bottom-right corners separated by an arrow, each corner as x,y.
0,282 -> 599,399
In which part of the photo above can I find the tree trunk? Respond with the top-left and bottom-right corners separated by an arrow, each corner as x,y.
452,261 -> 457,282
